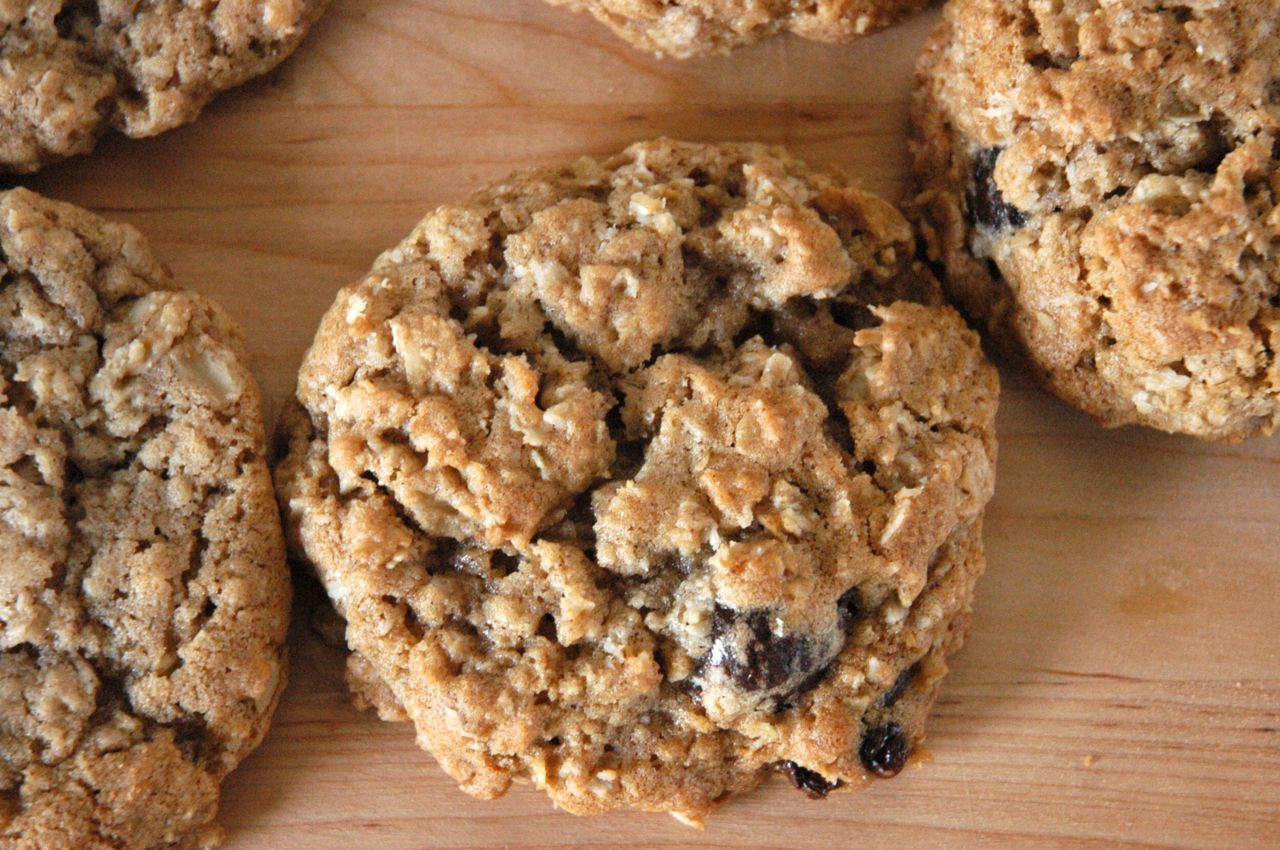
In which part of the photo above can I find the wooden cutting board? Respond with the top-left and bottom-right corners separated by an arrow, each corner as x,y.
22,1 -> 1280,846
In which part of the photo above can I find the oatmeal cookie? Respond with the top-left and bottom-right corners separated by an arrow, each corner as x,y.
276,139 -> 999,820
910,0 -> 1280,440
0,0 -> 328,173
0,188 -> 290,848
544,0 -> 930,58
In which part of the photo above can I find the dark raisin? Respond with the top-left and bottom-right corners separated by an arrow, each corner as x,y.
170,715 -> 208,743
966,147 -> 1026,232
880,663 -> 919,708
837,587 -> 862,624
860,723 -> 910,777
170,715 -> 218,766
775,761 -> 843,799
706,605 -> 813,693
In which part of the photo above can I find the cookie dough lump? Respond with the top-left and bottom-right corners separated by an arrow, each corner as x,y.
911,0 -> 1280,440
0,189 -> 290,848
278,139 -> 999,819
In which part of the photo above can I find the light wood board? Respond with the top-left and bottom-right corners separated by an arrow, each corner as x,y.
21,1 -> 1280,846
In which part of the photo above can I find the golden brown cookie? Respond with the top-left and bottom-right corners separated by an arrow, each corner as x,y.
276,139 -> 999,821
910,0 -> 1280,441
0,0 -> 329,174
0,188 -> 290,848
545,0 -> 931,57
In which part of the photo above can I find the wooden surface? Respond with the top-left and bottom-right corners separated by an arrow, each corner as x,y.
21,1 -> 1280,846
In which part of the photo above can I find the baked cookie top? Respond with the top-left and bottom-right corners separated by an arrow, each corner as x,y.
277,139 -> 999,819
910,0 -> 1280,440
0,0 -> 328,174
544,0 -> 930,58
0,189 -> 289,848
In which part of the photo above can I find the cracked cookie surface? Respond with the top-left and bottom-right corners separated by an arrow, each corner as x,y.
276,139 -> 999,820
544,0 -> 930,57
910,0 -> 1280,440
0,188 -> 290,848
0,0 -> 328,173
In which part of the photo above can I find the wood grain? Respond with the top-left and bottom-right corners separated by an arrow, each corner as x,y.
20,1 -> 1280,847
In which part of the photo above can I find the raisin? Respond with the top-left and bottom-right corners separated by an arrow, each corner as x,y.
706,605 -> 814,693
170,715 -> 218,767
966,147 -> 1026,231
860,723 -> 910,777
880,662 -> 919,708
776,761 -> 843,799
